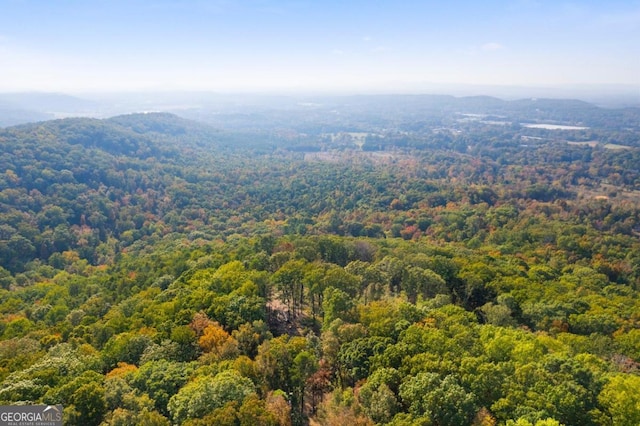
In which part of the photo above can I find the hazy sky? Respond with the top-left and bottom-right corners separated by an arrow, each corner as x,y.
0,0 -> 638,93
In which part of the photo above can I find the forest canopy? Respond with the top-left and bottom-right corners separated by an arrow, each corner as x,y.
0,99 -> 638,425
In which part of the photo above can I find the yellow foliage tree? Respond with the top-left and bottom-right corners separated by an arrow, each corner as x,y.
198,322 -> 238,359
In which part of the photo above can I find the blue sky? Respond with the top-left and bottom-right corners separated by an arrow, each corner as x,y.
0,0 -> 638,93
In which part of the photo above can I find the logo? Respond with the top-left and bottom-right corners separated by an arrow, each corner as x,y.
0,405 -> 63,426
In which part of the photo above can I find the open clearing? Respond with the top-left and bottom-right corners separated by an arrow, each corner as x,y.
567,141 -> 632,150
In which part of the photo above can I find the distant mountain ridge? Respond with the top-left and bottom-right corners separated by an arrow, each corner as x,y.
0,92 -> 99,112
0,106 -> 53,127
0,92 -> 100,127
1,91 -> 639,132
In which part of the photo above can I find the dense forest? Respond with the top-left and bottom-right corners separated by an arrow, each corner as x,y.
0,97 -> 638,425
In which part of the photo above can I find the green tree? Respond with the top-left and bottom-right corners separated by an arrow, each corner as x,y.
101,333 -> 153,369
66,381 -> 107,426
238,393 -> 279,426
170,325 -> 198,361
232,320 -> 272,358
322,287 -> 355,329
291,350 -> 318,422
402,266 -> 447,303
338,337 -> 393,385
168,370 -> 255,424
598,374 -> 640,426
399,373 -> 477,426
360,383 -> 399,423
272,259 -> 307,317
132,360 -> 195,416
